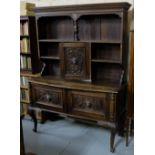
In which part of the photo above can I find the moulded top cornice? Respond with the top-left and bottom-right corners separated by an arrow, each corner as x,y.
34,2 -> 131,13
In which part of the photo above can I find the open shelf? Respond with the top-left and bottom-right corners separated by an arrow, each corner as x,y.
91,63 -> 123,84
40,56 -> 60,60
39,42 -> 60,58
78,14 -> 121,42
91,59 -> 121,64
91,43 -> 121,63
38,16 -> 74,40
41,60 -> 61,77
39,39 -> 121,44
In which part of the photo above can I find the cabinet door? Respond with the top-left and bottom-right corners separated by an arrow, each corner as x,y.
68,91 -> 114,121
60,43 -> 90,80
30,83 -> 64,112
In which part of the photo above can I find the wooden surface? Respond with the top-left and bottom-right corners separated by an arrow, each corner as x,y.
29,76 -> 121,93
28,3 -> 131,153
34,2 -> 130,13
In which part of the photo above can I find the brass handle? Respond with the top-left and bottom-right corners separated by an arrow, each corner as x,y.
85,100 -> 91,108
45,94 -> 51,102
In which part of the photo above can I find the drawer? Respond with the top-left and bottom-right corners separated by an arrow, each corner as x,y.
68,91 -> 116,121
30,83 -> 64,112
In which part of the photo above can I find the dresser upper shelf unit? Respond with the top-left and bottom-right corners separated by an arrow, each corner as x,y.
35,2 -> 130,85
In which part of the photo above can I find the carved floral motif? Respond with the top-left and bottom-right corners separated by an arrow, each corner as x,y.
64,47 -> 85,77
72,95 -> 105,114
35,88 -> 61,106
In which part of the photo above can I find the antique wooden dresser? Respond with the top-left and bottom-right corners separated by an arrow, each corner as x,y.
28,2 -> 131,152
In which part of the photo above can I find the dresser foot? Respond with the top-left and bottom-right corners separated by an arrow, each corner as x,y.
110,129 -> 116,153
126,118 -> 132,146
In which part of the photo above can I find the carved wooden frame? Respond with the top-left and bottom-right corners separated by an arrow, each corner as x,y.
60,42 -> 90,80
67,90 -> 110,120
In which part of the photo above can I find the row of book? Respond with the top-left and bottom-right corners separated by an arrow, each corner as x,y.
21,103 -> 29,115
20,76 -> 28,87
20,89 -> 29,101
20,38 -> 30,53
20,21 -> 29,36
20,56 -> 32,70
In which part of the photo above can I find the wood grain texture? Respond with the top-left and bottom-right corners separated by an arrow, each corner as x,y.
29,3 -> 131,152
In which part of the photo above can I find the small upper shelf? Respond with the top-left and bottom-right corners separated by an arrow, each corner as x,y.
40,56 -> 60,60
91,59 -> 121,64
39,39 -> 121,44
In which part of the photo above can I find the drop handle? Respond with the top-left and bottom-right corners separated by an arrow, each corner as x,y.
85,100 -> 91,108
45,94 -> 51,102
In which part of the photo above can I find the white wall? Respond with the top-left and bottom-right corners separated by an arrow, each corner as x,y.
20,0 -> 133,8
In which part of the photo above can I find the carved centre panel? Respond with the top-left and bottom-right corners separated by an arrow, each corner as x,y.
64,47 -> 85,77
72,94 -> 106,115
34,87 -> 62,107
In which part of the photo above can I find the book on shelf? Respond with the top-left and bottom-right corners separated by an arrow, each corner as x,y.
20,23 -> 23,36
20,76 -> 24,86
20,38 -> 30,53
20,76 -> 28,87
21,89 -> 29,101
20,21 -> 29,36
21,89 -> 26,100
20,55 -> 24,69
23,22 -> 29,35
27,57 -> 32,70
20,55 -> 27,69
20,40 -> 23,53
22,103 -> 29,115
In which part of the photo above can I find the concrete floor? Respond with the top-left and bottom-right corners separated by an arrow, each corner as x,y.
22,117 -> 134,155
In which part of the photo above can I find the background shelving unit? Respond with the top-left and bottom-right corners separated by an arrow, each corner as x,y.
20,16 -> 41,117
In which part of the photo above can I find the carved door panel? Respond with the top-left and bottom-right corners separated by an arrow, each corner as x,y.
68,90 -> 113,121
60,43 -> 90,80
30,83 -> 64,112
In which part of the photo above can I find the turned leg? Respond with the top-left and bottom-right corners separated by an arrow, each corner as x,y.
29,109 -> 37,132
110,128 -> 116,153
